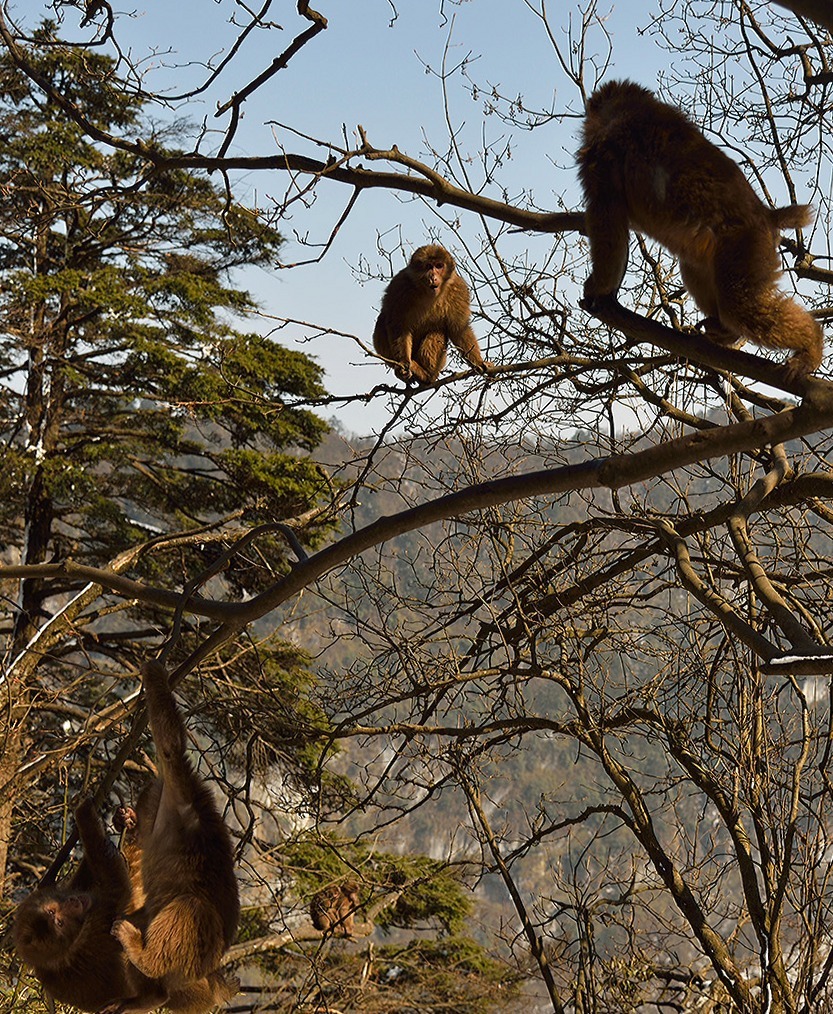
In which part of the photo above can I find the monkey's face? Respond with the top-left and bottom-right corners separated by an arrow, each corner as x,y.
14,890 -> 91,961
426,261 -> 447,291
409,245 -> 454,294
412,257 -> 448,292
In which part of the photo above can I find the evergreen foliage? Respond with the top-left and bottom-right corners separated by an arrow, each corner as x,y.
0,26 -> 330,606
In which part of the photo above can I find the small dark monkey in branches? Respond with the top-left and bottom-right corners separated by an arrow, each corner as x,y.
13,798 -> 162,1012
373,244 -> 493,384
578,79 -> 824,376
310,882 -> 361,937
112,661 -> 240,1011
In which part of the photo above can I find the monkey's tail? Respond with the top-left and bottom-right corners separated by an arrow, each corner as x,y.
771,203 -> 815,230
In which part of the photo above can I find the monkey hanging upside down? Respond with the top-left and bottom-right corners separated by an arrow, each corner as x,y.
578,79 -> 824,377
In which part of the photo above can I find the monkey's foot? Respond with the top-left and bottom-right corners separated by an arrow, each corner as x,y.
579,291 -> 620,314
217,973 -> 242,1002
785,347 -> 821,380
698,317 -> 742,347
397,363 -> 436,385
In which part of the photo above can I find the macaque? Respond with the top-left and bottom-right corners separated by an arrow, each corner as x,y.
114,806 -> 238,1014
373,244 -> 492,383
578,79 -> 824,377
112,661 -> 240,1010
310,882 -> 361,937
13,797 -> 163,1013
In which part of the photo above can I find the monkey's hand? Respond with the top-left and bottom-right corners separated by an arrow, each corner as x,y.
112,917 -> 143,953
579,288 -> 620,314
393,360 -> 415,382
113,806 -> 137,835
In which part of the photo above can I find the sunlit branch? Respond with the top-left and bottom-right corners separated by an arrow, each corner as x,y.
4,376 -> 833,684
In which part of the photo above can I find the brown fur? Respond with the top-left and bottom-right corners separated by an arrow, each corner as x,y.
115,806 -> 239,1014
13,798 -> 163,1013
578,79 -> 824,377
166,972 -> 240,1014
112,662 -> 240,1010
373,244 -> 492,383
310,882 -> 361,937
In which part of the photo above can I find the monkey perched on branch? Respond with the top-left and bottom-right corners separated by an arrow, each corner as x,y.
14,662 -> 239,1014
578,79 -> 824,377
310,882 -> 361,937
114,805 -> 239,1014
373,244 -> 493,384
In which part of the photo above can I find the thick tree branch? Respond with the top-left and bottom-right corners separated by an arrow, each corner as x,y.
582,296 -> 819,399
4,355 -> 833,662
151,150 -> 584,236
0,9 -> 584,236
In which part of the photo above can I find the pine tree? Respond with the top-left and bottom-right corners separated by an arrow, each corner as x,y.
0,25 -> 330,888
